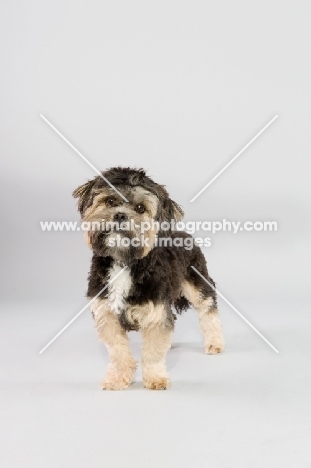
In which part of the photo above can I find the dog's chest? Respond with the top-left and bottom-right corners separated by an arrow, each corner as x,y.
107,263 -> 132,314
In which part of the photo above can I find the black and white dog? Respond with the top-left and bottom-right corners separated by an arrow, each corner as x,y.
73,167 -> 224,390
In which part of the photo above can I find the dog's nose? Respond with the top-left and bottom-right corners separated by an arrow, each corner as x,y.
113,212 -> 128,223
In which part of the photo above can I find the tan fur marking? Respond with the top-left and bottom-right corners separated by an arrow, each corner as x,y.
181,281 -> 203,308
84,231 -> 92,249
83,191 -> 110,221
125,301 -> 166,329
142,227 -> 158,256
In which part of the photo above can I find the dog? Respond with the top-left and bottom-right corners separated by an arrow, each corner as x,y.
73,167 -> 225,390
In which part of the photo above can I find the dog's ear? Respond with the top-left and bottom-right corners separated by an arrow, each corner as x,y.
163,198 -> 184,224
157,192 -> 184,236
72,178 -> 97,214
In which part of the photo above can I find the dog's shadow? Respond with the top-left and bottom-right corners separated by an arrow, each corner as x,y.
168,341 -> 205,369
129,340 -> 205,376
171,342 -> 203,353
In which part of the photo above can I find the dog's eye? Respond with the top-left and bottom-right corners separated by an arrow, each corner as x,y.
136,204 -> 145,214
106,197 -> 115,207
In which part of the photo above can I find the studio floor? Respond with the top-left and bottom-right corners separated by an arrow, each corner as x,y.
1,298 -> 310,468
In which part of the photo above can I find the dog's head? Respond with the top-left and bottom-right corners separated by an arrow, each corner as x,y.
73,167 -> 184,262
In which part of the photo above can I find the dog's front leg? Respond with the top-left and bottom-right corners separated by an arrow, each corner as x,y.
92,301 -> 136,390
141,321 -> 173,390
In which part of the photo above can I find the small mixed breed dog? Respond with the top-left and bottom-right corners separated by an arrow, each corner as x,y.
73,167 -> 224,390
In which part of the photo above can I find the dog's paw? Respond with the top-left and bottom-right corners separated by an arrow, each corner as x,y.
101,363 -> 136,390
205,340 -> 225,354
143,376 -> 171,390
101,376 -> 132,391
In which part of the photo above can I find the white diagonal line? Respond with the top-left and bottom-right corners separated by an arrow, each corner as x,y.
40,114 -> 129,202
39,266 -> 127,354
190,115 -> 278,202
191,266 -> 279,353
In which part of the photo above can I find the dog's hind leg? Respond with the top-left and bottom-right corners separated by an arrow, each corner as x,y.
197,297 -> 225,354
181,280 -> 225,354
91,299 -> 137,390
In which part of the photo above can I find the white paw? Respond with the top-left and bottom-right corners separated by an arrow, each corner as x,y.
101,376 -> 132,390
101,363 -> 136,390
143,376 -> 171,390
205,339 -> 225,354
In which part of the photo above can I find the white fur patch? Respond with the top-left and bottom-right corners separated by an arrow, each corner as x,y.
107,263 -> 132,314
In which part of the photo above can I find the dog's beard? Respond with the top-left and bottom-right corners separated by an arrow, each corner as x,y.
105,230 -> 144,262
86,228 -> 152,262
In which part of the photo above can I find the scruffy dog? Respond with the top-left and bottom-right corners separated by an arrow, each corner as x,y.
73,167 -> 224,390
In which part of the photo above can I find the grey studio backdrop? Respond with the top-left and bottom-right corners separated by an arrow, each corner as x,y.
0,1 -> 310,468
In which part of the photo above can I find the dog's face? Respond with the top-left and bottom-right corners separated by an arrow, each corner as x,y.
73,167 -> 184,262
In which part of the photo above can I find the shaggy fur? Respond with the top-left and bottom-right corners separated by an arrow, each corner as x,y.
73,167 -> 225,390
